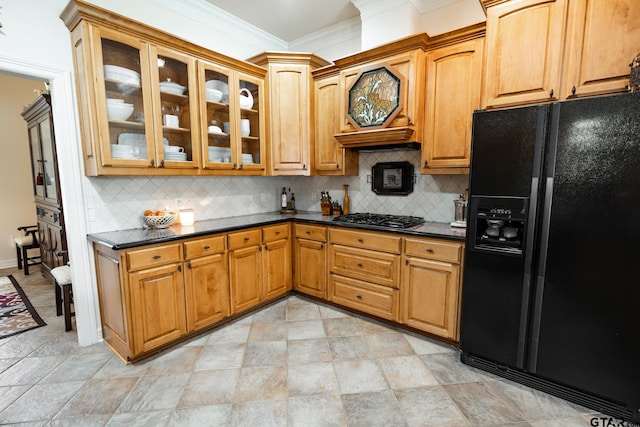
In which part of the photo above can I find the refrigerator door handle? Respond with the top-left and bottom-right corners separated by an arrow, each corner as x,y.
528,104 -> 560,372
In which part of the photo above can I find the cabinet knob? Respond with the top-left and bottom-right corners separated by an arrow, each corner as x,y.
571,86 -> 577,95
303,163 -> 306,170
549,89 -> 555,97
405,259 -> 409,266
426,248 -> 434,253
275,231 -> 280,235
160,160 -> 165,168
336,164 -> 340,169
150,159 -> 155,167
153,255 -> 162,260
233,162 -> 238,169
424,160 -> 428,167
244,237 -> 250,242
356,294 -> 363,300
357,263 -> 363,268
264,245 -> 268,250
320,243 -> 324,249
239,163 -> 243,169
259,245 -> 263,252
306,230 -> 311,235
203,245 -> 210,250
178,265 -> 182,272
188,262 -> 192,269
357,238 -> 364,243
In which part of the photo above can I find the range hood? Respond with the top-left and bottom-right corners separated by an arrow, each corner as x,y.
334,126 -> 421,150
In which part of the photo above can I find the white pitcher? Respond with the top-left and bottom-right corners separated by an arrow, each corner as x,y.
239,88 -> 253,109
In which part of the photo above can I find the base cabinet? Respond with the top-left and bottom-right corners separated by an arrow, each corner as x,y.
129,263 -> 187,354
228,229 -> 263,314
401,237 -> 464,340
293,224 -> 327,298
263,224 -> 292,299
183,236 -> 229,331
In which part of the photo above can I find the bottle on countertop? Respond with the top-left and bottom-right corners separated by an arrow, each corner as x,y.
343,184 -> 350,215
281,187 -> 287,209
291,193 -> 296,210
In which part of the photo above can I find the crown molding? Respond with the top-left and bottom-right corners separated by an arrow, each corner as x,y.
152,0 -> 288,51
289,17 -> 361,56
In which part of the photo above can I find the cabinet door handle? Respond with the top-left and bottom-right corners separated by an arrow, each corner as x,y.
358,238 -> 364,243
188,262 -> 192,269
244,237 -> 250,242
306,230 -> 311,235
203,245 -> 210,250
426,248 -> 434,253
357,263 -> 363,268
239,163 -> 243,169
178,265 -> 182,272
549,89 -> 554,97
336,164 -> 340,169
406,259 -> 409,266
320,243 -> 324,249
571,86 -> 576,95
259,245 -> 263,252
303,163 -> 306,170
160,160 -> 165,168
153,255 -> 162,260
233,162 -> 237,169
264,244 -> 268,250
150,159 -> 155,167
356,294 -> 363,300
275,231 -> 280,235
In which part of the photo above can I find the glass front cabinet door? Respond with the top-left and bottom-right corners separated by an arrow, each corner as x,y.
199,61 -> 266,175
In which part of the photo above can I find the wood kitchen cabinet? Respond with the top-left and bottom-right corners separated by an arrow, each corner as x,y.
482,0 -> 638,109
422,27 -> 484,174
312,68 -> 359,176
62,0 -> 267,176
262,224 -> 292,300
328,228 -> 401,321
228,228 -> 263,314
401,237 -> 464,340
333,34 -> 428,148
249,52 -> 330,175
561,0 -> 640,99
199,60 -> 267,175
293,224 -> 328,299
183,236 -> 229,332
482,0 -> 567,108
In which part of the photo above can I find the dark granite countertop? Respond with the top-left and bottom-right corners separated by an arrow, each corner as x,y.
87,211 -> 467,250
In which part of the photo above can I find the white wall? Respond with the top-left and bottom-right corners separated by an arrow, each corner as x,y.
0,74 -> 44,268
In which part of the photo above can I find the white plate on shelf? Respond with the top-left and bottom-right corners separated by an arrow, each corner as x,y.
208,131 -> 228,136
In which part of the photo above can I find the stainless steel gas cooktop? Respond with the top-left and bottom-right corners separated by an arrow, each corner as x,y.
332,213 -> 425,229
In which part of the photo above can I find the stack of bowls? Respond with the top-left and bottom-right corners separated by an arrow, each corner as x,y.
117,133 -> 147,159
242,153 -> 254,164
164,146 -> 187,162
205,88 -> 223,103
159,80 -> 186,95
104,65 -> 140,86
208,146 -> 231,163
205,80 -> 229,102
106,98 -> 134,121
111,144 -> 135,159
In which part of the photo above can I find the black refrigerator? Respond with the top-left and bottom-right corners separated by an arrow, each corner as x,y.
459,92 -> 640,423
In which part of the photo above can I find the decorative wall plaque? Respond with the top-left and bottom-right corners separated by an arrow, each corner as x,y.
348,67 -> 400,129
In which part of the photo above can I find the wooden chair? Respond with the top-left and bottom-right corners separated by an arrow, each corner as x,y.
51,252 -> 74,331
14,225 -> 41,275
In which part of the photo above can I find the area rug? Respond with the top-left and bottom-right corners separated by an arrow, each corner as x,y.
0,275 -> 46,339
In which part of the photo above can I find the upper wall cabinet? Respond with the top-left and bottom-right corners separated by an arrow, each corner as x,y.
482,0 -> 567,109
482,0 -> 639,109
312,66 -> 359,176
332,34 -> 429,148
61,0 -> 267,176
248,52 -> 330,176
422,26 -> 485,174
561,0 -> 640,99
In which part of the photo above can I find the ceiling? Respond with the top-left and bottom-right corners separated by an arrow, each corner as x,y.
203,0 -> 360,42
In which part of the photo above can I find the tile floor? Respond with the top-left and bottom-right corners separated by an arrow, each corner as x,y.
0,266 -> 618,426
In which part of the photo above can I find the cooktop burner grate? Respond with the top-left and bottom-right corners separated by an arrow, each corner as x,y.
332,213 -> 425,229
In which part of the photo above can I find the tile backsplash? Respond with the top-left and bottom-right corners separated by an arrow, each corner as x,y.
85,150 -> 468,233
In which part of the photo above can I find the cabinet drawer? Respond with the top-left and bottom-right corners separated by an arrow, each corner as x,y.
329,274 -> 398,322
126,243 -> 182,272
329,244 -> 400,288
183,235 -> 226,260
228,229 -> 261,250
263,224 -> 289,242
295,224 -> 327,241
329,228 -> 401,253
404,238 -> 462,263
